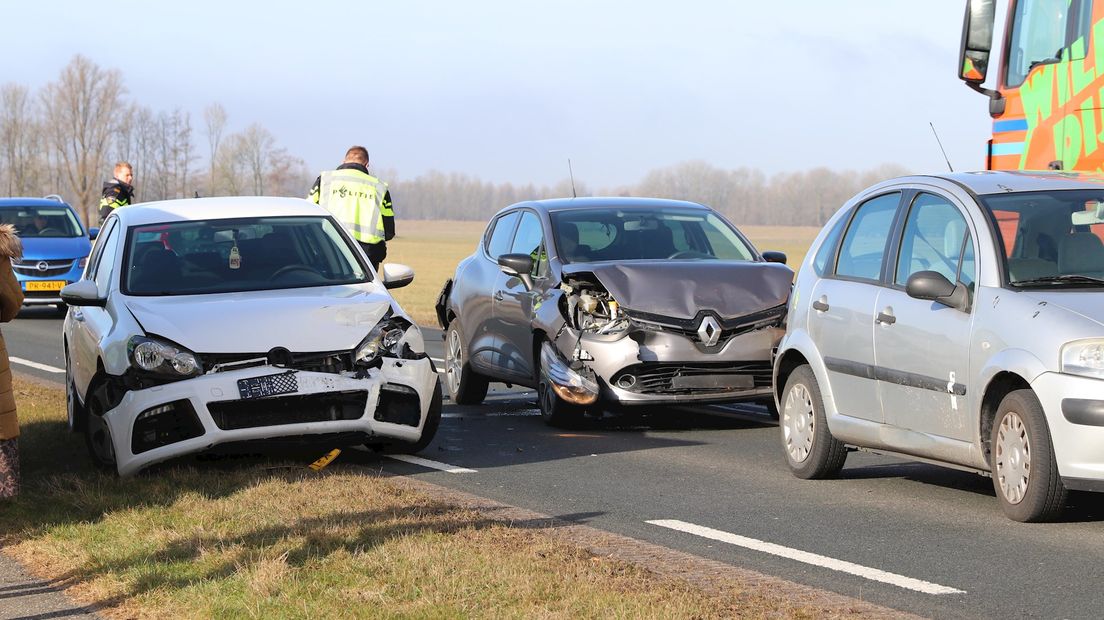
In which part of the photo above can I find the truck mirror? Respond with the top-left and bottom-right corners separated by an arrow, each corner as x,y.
959,0 -> 995,83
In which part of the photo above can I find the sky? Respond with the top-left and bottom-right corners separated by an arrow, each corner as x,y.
3,1 -> 995,188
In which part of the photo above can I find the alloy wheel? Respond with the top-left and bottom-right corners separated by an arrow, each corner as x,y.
445,329 -> 463,395
995,411 -> 1031,505
783,383 -> 815,463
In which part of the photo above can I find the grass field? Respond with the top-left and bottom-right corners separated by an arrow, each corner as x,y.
0,378 -> 844,619
387,221 -> 820,326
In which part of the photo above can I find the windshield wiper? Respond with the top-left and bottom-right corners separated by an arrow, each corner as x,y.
1014,274 -> 1104,286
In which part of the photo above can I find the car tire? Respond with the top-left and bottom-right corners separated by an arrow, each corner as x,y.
780,365 -> 846,479
64,354 -> 86,433
444,321 -> 489,405
83,385 -> 117,473
990,389 -> 1067,522
537,340 -> 585,428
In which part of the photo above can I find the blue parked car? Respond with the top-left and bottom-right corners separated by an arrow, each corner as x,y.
0,197 -> 95,311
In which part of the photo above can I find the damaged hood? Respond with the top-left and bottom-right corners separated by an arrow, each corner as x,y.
125,284 -> 393,353
562,260 -> 792,320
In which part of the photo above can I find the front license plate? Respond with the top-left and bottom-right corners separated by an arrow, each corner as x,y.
26,280 -> 65,291
238,371 -> 299,399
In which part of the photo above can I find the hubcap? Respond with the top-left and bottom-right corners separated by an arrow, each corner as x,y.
783,383 -> 815,463
996,411 -> 1031,504
445,329 -> 464,395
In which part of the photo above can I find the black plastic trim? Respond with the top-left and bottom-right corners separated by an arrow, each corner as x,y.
1062,398 -> 1104,426
824,357 -> 967,396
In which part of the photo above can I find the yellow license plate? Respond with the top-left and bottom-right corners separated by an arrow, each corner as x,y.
26,281 -> 66,291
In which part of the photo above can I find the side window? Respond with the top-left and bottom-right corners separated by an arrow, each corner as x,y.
894,193 -> 972,287
93,221 -> 122,294
1006,0 -> 1092,87
835,192 -> 900,281
509,211 -> 546,277
485,211 -> 520,260
813,211 -> 849,276
85,219 -> 116,281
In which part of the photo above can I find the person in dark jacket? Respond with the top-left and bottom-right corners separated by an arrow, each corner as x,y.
98,161 -> 135,225
0,224 -> 24,498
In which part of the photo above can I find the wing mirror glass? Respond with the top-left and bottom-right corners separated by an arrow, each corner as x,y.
761,250 -> 787,264
381,263 -> 415,289
959,0 -> 995,83
906,270 -> 969,311
60,280 -> 106,307
498,253 -> 535,290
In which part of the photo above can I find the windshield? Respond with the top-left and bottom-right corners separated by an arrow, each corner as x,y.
549,207 -> 755,263
0,205 -> 84,238
123,216 -> 370,296
980,189 -> 1104,288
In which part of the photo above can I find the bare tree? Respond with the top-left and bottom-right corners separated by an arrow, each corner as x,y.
237,124 -> 275,195
0,84 -> 43,196
203,103 -> 227,195
40,55 -> 125,224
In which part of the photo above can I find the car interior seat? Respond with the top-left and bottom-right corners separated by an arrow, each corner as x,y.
130,249 -> 183,291
557,222 -> 592,262
637,224 -> 676,259
1058,232 -> 1104,277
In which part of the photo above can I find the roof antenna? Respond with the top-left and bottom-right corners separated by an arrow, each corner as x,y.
929,122 -> 955,172
567,158 -> 578,198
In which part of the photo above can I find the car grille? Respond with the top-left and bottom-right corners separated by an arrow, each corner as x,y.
198,350 -> 355,374
612,362 -> 772,396
625,304 -> 786,346
208,390 -> 368,430
13,259 -> 74,277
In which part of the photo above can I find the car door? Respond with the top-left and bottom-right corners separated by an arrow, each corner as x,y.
465,210 -> 521,370
808,192 -> 902,423
491,210 -> 549,381
69,217 -> 121,395
875,191 -> 977,441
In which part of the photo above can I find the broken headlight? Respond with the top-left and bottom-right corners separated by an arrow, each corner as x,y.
570,288 -> 630,335
128,336 -> 202,378
355,318 -> 425,365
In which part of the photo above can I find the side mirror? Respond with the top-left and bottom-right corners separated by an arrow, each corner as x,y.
88,227 -> 99,240
959,0 -> 995,84
761,250 -> 787,265
906,270 -> 969,311
381,263 -> 415,289
498,253 -> 534,290
60,280 -> 106,307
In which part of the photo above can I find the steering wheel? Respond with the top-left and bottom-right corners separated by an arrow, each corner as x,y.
38,227 -> 63,236
270,264 -> 324,280
667,250 -> 712,259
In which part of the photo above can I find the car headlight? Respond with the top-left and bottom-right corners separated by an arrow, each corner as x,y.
1061,339 -> 1104,379
355,318 -> 410,365
128,336 -> 202,377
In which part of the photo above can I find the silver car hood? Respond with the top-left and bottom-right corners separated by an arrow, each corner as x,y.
1021,290 -> 1104,328
125,284 -> 392,353
561,260 -> 793,320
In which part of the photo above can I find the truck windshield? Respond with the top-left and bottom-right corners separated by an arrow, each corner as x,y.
980,189 -> 1104,287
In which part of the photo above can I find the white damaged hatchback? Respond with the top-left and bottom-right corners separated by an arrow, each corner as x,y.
61,197 -> 440,476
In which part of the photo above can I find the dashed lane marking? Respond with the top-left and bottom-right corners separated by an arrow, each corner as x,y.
647,519 -> 965,595
386,454 -> 477,473
10,357 -> 64,374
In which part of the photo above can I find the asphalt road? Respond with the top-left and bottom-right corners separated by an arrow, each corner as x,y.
8,309 -> 1104,619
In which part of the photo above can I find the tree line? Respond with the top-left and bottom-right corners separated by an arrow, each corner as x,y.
0,55 -> 908,227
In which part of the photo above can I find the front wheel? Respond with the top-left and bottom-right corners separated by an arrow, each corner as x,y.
444,322 -> 489,405
536,341 -> 585,428
83,385 -> 117,473
991,390 -> 1067,522
780,365 -> 846,479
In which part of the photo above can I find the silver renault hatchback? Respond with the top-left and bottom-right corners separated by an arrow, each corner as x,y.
775,171 -> 1104,522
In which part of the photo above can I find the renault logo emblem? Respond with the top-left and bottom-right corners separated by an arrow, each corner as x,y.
697,315 -> 721,347
36,261 -> 49,272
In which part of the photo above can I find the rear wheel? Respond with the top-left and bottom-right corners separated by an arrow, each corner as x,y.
83,385 -> 117,473
780,365 -> 846,479
444,321 -> 489,405
991,390 -> 1067,522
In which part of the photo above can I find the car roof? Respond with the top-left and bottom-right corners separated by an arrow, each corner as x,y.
111,197 -> 331,227
0,197 -> 73,208
500,196 -> 711,215
891,171 -> 1104,196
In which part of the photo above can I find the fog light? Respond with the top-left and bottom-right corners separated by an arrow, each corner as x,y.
616,374 -> 637,389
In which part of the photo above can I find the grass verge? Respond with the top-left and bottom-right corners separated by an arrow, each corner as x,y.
1,377 -> 874,619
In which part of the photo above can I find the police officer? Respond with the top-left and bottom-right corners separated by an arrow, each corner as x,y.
99,161 -> 135,225
308,146 -> 395,270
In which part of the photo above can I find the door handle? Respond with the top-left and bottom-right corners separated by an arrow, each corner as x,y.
812,297 -> 829,312
493,291 -> 504,301
876,311 -> 896,325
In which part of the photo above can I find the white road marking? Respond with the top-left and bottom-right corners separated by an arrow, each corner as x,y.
386,454 -> 476,473
647,519 -> 965,595
10,357 -> 64,374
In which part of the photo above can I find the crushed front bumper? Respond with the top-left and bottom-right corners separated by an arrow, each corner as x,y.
552,324 -> 781,406
102,357 -> 437,476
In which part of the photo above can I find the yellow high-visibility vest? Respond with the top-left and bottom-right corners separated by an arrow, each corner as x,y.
318,168 -> 388,244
